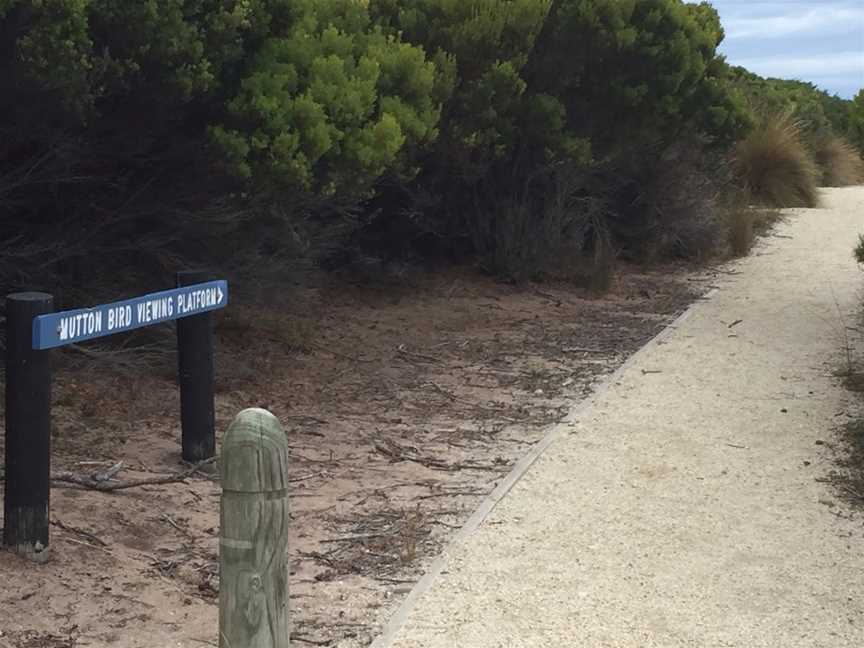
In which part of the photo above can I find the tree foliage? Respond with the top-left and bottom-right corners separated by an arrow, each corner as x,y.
370,0 -> 553,180
1,1 -> 441,207
212,1 -> 441,197
529,0 -> 749,155
729,67 -> 855,142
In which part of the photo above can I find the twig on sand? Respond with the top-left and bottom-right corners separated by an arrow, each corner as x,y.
312,342 -> 375,364
52,457 -> 217,491
562,346 -> 606,354
396,344 -> 443,365
374,438 -> 501,472
426,381 -> 522,421
291,635 -> 333,646
63,536 -> 113,553
320,533 -> 389,544
51,518 -> 108,546
290,471 -> 327,483
417,488 -> 490,500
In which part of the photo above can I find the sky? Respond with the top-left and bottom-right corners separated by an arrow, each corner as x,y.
707,0 -> 864,99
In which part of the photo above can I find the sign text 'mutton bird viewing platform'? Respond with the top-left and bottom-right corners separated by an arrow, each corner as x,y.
32,280 -> 227,349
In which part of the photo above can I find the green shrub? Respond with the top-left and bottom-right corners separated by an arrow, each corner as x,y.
213,2 -> 442,198
733,114 -> 819,208
370,0 -> 555,179
528,0 -> 750,155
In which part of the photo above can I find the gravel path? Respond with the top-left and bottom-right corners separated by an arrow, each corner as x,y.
371,187 -> 864,648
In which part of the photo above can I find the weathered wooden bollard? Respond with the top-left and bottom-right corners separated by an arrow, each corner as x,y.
220,408 -> 290,648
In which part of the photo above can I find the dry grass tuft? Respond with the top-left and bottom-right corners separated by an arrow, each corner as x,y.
813,136 -> 864,187
727,207 -> 754,257
830,418 -> 864,507
733,115 -> 820,208
855,234 -> 864,265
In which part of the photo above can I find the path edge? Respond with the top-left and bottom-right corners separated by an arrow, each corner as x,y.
369,287 -> 719,648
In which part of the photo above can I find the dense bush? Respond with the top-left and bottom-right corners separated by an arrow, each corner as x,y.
363,0 -> 751,276
0,0 -> 859,300
0,0 -> 444,296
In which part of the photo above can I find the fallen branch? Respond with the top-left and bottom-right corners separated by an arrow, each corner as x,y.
417,488 -> 490,500
93,461 -> 125,482
51,518 -> 108,546
320,533 -> 388,544
562,346 -> 607,354
289,471 -> 327,483
374,438 -> 501,472
52,457 -> 217,491
396,344 -> 443,365
425,381 -> 522,421
312,342 -> 375,364
291,635 -> 333,646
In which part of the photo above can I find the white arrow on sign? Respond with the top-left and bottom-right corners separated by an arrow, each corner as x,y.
217,285 -> 224,304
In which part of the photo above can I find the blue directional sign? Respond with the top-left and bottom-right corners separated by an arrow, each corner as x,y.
32,280 -> 228,350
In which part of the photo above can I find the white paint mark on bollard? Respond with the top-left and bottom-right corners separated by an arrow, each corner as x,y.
220,408 -> 290,647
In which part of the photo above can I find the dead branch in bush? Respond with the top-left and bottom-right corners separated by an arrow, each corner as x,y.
51,457 -> 217,491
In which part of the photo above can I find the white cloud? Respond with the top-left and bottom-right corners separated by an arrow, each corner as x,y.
724,6 -> 864,40
712,1 -> 864,96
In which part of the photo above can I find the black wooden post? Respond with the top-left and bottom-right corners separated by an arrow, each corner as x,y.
176,271 -> 216,462
4,292 -> 53,562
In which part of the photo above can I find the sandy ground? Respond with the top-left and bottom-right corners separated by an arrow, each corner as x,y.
0,252 -> 705,645
374,186 -> 864,648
